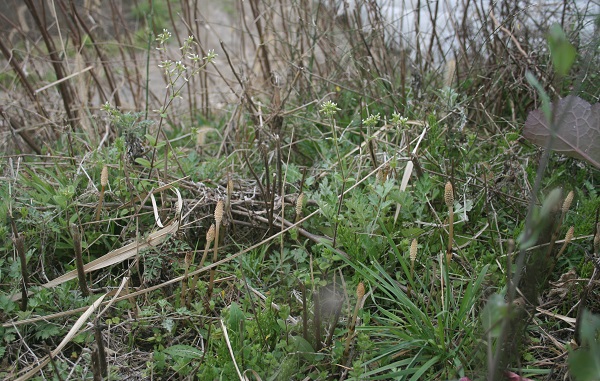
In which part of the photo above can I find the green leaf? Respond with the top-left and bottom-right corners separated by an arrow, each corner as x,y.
525,72 -> 552,122
34,324 -> 62,340
481,293 -> 508,338
227,302 -> 245,331
548,23 -> 576,77
569,351 -> 600,381
569,310 -> 600,381
163,344 -> 204,360
135,157 -> 152,168
289,335 -> 316,362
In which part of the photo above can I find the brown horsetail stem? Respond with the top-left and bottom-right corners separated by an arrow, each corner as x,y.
225,175 -> 233,222
208,201 -> 224,304
295,193 -> 305,223
556,226 -> 575,260
343,282 -> 365,364
410,238 -> 418,264
562,190 -> 574,216
95,165 -> 108,221
188,224 -> 216,307
71,224 -> 89,297
408,239 -> 418,297
445,181 -> 454,263
180,252 -> 193,306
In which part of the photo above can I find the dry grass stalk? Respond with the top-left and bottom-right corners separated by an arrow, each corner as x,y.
13,293 -> 108,381
14,234 -> 28,311
225,174 -> 233,225
444,59 -> 456,88
220,318 -> 244,381
594,223 -> 600,255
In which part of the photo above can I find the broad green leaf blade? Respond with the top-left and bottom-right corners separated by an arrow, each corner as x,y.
548,24 -> 576,76
163,344 -> 204,360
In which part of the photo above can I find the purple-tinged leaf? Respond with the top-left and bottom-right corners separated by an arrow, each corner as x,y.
523,95 -> 600,169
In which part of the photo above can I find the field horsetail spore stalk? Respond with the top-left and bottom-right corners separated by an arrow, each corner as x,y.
408,238 -> 418,297
207,201 -> 224,305
343,282 -> 366,367
188,224 -> 216,307
95,165 -> 108,221
445,181 -> 455,264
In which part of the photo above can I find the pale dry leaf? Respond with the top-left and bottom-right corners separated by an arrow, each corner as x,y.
523,95 -> 600,168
